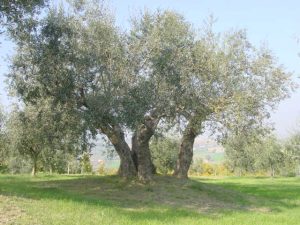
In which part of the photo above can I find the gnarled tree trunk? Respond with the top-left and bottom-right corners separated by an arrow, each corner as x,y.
131,114 -> 160,182
174,112 -> 208,179
101,124 -> 137,178
132,133 -> 156,175
174,124 -> 197,179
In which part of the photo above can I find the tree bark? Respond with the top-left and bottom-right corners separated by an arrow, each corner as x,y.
101,124 -> 137,178
31,158 -> 37,176
131,134 -> 139,170
78,94 -> 136,178
271,166 -> 275,177
173,124 -> 197,179
132,114 -> 160,182
132,132 -> 156,174
67,162 -> 70,175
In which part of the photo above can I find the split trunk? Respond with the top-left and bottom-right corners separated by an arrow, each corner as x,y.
101,125 -> 137,178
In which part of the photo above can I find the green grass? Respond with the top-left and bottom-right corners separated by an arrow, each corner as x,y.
0,175 -> 299,225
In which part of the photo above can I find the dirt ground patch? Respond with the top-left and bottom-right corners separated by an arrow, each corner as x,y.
39,176 -> 244,213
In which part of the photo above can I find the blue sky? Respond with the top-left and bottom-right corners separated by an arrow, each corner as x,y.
1,0 -> 300,138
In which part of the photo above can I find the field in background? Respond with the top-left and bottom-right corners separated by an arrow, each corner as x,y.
91,145 -> 225,171
1,175 -> 299,225
193,147 -> 224,163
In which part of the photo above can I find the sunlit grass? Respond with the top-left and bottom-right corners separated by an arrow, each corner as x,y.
0,175 -> 299,225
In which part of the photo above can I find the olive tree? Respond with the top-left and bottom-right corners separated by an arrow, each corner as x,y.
8,104 -> 49,176
0,105 -> 9,172
7,97 -> 85,176
8,2 -> 140,178
7,1 -> 294,181
224,133 -> 259,175
256,137 -> 285,177
284,132 -> 300,175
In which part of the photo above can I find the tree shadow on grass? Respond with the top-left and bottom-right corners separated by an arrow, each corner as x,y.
0,175 -> 299,223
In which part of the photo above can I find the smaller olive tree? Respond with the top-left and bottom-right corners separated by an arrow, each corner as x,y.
225,133 -> 289,176
7,98 -> 84,176
0,105 -> 9,173
80,152 -> 93,174
8,105 -> 47,176
284,132 -> 300,176
254,137 -> 285,177
224,133 -> 259,176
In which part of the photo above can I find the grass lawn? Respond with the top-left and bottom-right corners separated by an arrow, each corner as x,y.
0,175 -> 299,225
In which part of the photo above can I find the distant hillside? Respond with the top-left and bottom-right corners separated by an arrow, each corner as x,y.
90,136 -> 225,170
193,147 -> 225,163
193,137 -> 225,163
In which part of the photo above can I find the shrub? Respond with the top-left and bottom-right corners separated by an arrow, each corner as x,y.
150,137 -> 179,174
97,160 -> 105,175
189,158 -> 204,176
80,152 -> 93,174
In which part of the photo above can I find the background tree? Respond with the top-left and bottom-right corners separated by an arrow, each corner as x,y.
254,137 -> 285,177
150,137 -> 179,174
284,132 -> 300,176
224,133 -> 294,177
8,105 -> 46,176
7,97 -> 84,176
41,148 -> 66,174
0,105 -> 33,174
0,104 -> 9,173
80,152 -> 93,174
224,133 -> 258,176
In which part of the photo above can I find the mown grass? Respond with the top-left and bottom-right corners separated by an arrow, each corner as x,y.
0,175 -> 299,225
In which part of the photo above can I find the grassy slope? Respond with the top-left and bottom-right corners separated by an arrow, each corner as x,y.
0,175 -> 299,225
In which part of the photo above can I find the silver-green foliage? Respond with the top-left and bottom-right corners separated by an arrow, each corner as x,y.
150,137 -> 179,174
225,133 -> 298,176
6,1 -> 295,178
0,0 -> 47,36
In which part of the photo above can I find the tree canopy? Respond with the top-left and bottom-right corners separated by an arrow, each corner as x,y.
5,0 -> 295,180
